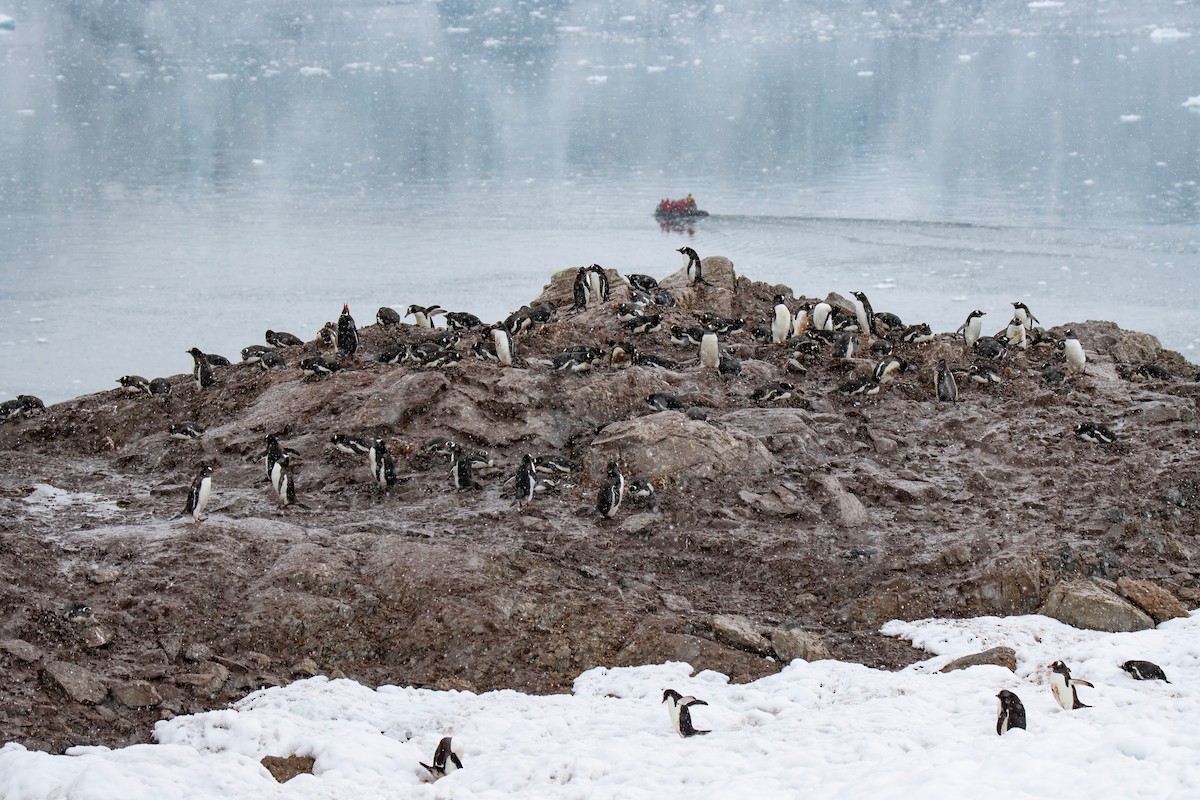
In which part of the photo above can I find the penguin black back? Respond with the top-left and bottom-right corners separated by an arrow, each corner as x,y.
337,304 -> 359,356
995,690 -> 1027,735
1120,660 -> 1169,682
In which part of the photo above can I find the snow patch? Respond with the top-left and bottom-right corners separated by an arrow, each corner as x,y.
298,67 -> 330,77
1150,27 -> 1191,42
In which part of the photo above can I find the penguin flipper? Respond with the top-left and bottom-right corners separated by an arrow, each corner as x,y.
1074,679 -> 1094,688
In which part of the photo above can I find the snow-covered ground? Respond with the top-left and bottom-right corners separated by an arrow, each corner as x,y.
2,613 -> 1197,799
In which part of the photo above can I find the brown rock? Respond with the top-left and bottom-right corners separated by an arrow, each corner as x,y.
770,629 -> 832,663
261,755 -> 315,783
78,624 -> 115,649
43,661 -> 108,704
174,661 -> 230,695
112,680 -> 163,709
711,614 -> 772,655
292,658 -> 320,677
1116,577 -> 1190,624
939,646 -> 1017,673
1038,578 -> 1154,632
658,256 -> 738,315
958,556 -> 1043,616
814,475 -> 871,528
0,638 -> 42,663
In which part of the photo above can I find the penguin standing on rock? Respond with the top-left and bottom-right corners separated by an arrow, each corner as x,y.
699,332 -> 720,371
662,689 -> 710,737
1048,660 -> 1093,710
677,247 -> 704,285
369,437 -> 397,490
187,348 -> 214,389
405,304 -> 445,329
1012,301 -> 1041,329
811,302 -> 834,333
771,295 -> 792,344
514,453 -> 537,506
957,310 -> 986,348
337,304 -> 359,356
850,291 -> 876,337
264,435 -> 285,488
275,453 -> 296,507
448,444 -> 482,490
935,358 -> 958,402
995,690 -> 1027,735
180,465 -> 215,523
596,461 -> 625,518
1062,329 -> 1086,375
491,325 -> 514,367
587,264 -> 610,302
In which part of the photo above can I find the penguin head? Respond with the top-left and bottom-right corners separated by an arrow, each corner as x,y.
662,688 -> 682,704
1048,660 -> 1071,677
606,461 -> 622,478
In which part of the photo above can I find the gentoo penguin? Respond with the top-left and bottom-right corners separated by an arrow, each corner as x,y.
957,310 -> 986,348
811,302 -> 834,333
973,335 -> 1008,361
514,453 -> 537,505
1005,317 -> 1028,350
701,313 -> 743,335
169,421 -> 205,440
376,306 -> 402,327
533,455 -> 577,476
624,314 -> 662,336
718,352 -> 741,376
1041,362 -> 1067,385
648,393 -> 686,412
671,325 -> 706,346
265,329 -> 304,348
791,302 -> 813,337
572,267 -> 590,309
258,350 -> 286,371
117,375 -> 151,395
872,311 -> 904,339
318,322 -> 338,351
968,364 -> 1002,386
596,461 -> 625,518
1119,660 -> 1170,682
873,355 -> 909,384
148,377 -> 171,405
263,435 -> 285,486
337,304 -> 359,356
628,274 -> 659,293
995,690 -> 1027,735
1012,301 -> 1041,330
902,323 -> 934,345
0,394 -> 45,422
1062,329 -> 1086,374
275,453 -> 296,507
1074,422 -> 1117,445
830,332 -> 856,359
448,444 -> 482,490
771,295 -> 793,344
204,352 -> 232,367
369,437 -> 397,490
677,246 -> 704,285
935,358 -> 958,402
444,311 -> 484,330
420,736 -> 463,781
405,304 -> 445,329
187,348 -> 214,389
628,478 -> 654,500
491,325 -> 514,367
661,689 -> 710,738
331,433 -> 371,457
181,465 -> 215,523
850,291 -> 875,337
635,351 -> 679,370
750,382 -> 794,403
838,373 -> 882,397
587,264 -> 610,302
699,332 -> 720,371
299,355 -> 340,377
1048,660 -> 1093,710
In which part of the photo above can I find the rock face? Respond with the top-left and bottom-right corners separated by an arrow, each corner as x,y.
1116,577 -> 1190,624
1038,579 -> 1155,633
1,255 -> 1197,754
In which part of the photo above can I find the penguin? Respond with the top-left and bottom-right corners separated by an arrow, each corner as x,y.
331,433 -> 371,457
671,325 -> 707,346
1074,422 -> 1117,445
318,322 -> 338,351
61,602 -> 94,624
265,330 -> 304,348
376,306 -> 402,327
405,304 -> 445,329
935,358 -> 958,402
1062,329 -> 1086,374
204,353 -> 232,368
850,291 -> 875,337
337,304 -> 359,356
628,274 -> 659,293
750,382 -> 794,403
369,437 -> 397,490
0,394 -> 45,422
514,453 -> 537,506
648,393 -> 685,412
616,302 -> 647,323
1048,660 -> 1093,710
677,246 -> 704,285
771,295 -> 793,344
448,444 -> 482,490
624,314 -> 662,335
635,352 -> 679,370
792,302 -> 813,337
831,332 -> 856,359
491,325 -> 514,367
258,351 -> 286,371
263,435 -> 285,486
587,264 -> 610,302
1005,317 -> 1028,350
1012,301 -> 1041,330
968,364 -> 1002,386
145,377 -> 170,405
701,314 -> 743,335
1041,361 -> 1067,386
533,455 -> 577,476
628,478 -> 654,500
653,288 -> 676,307
973,335 -> 1009,361
957,310 -> 986,348
699,332 -> 720,371
444,311 -> 484,331
241,345 -> 273,363
718,352 -> 741,376
117,375 -> 151,395
551,349 -> 596,372
1119,660 -> 1170,682
661,689 -> 710,738
902,323 -> 935,345
299,356 -> 340,377
811,302 -> 834,333
608,341 -> 638,369
169,421 -> 205,440
572,267 -> 591,309
419,736 -> 463,781
995,690 -> 1027,735
187,348 -> 214,389
181,465 -> 215,523
837,374 -> 881,397
275,453 -> 296,507
596,461 -> 625,518
873,355 -> 909,384
872,311 -> 904,339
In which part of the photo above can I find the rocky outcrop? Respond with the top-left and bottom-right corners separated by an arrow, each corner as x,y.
939,647 -> 1017,673
770,629 -> 832,663
42,662 -> 107,704
1037,579 -> 1155,633
1116,577 -> 1190,624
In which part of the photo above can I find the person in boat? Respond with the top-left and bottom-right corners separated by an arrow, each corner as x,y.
686,194 -> 695,208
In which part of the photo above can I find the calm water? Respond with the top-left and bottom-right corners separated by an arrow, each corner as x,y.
2,0 -> 1199,403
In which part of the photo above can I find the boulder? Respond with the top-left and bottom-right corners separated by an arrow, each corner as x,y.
711,614 -> 773,655
173,661 -> 230,695
814,475 -> 871,528
0,639 -> 42,663
1116,577 -> 1190,624
770,629 -> 832,663
957,556 -> 1043,616
657,256 -> 738,316
261,755 -> 315,783
587,411 -> 775,482
43,661 -> 107,704
939,646 -> 1017,673
112,680 -> 163,709
1037,578 -> 1154,632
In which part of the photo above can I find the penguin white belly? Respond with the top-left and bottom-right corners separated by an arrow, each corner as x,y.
812,303 -> 832,332
493,329 -> 512,366
1064,340 -> 1086,373
194,479 -> 212,519
853,300 -> 869,336
1049,674 -> 1072,710
965,319 -> 981,347
270,461 -> 284,494
772,307 -> 792,344
699,334 -> 719,369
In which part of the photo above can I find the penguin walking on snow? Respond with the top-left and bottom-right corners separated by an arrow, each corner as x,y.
337,304 -> 359,356
995,690 -> 1027,735
180,465 -> 215,523
935,358 -> 958,402
596,461 -> 625,518
1048,660 -> 1093,710
662,689 -> 710,737
420,736 -> 463,781
771,295 -> 792,344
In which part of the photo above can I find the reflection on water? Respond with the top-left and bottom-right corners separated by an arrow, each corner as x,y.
1,1 -> 1198,401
